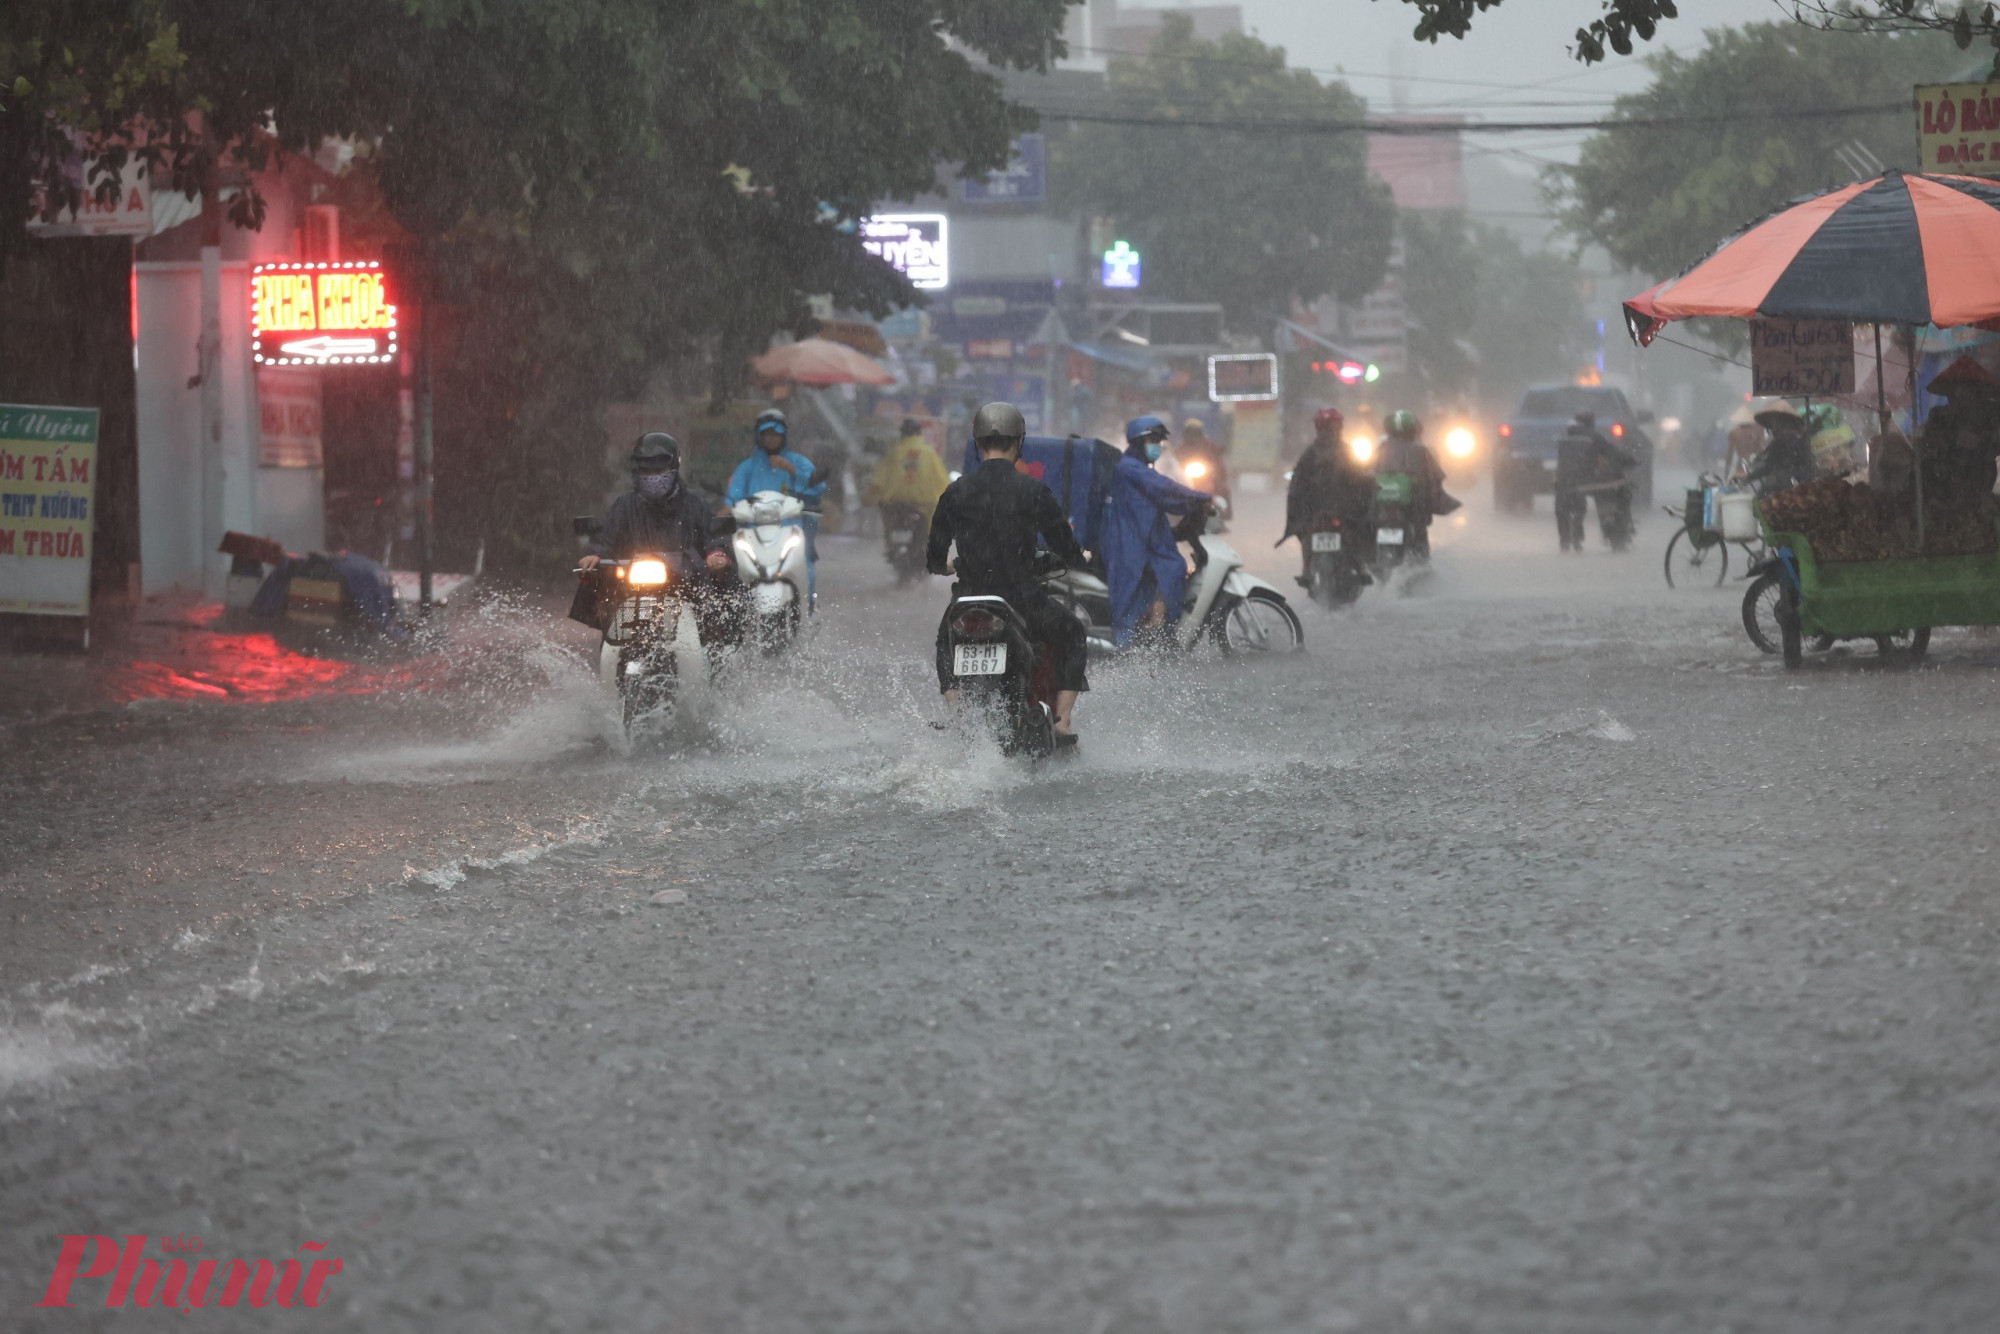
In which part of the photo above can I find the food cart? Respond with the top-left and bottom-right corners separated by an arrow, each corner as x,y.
1625,168 -> 2000,668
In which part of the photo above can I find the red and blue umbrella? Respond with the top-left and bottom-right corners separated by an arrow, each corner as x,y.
1626,169 -> 2000,343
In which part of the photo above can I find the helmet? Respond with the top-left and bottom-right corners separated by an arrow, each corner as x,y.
972,401 -> 1027,443
754,408 -> 787,444
1383,410 -> 1421,439
900,417 -> 922,437
1182,417 -> 1208,435
629,431 -> 681,473
1125,414 -> 1170,446
1313,407 -> 1344,436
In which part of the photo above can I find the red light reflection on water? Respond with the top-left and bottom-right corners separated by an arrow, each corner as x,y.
112,633 -> 431,704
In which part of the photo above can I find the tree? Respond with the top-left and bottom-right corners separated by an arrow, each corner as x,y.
1052,13 -> 1395,328
1399,0 -> 1683,63
1400,211 -> 1480,401
1550,22 -> 1963,281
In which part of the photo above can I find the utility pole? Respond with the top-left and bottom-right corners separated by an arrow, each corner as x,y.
197,157 -> 225,597
414,238 -> 435,613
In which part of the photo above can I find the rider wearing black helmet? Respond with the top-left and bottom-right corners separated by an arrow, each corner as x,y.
926,402 -> 1090,737
579,432 -> 744,643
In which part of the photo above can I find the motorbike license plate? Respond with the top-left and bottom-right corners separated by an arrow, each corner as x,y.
1310,531 -> 1342,552
1377,527 -> 1405,546
889,530 -> 914,543
954,643 -> 1007,676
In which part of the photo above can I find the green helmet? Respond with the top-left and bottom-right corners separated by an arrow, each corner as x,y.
1384,410 -> 1421,439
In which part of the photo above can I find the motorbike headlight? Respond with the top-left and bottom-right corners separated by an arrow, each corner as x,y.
627,558 -> 669,588
1183,459 -> 1209,481
1444,427 -> 1476,459
780,530 -> 805,558
1348,434 -> 1376,465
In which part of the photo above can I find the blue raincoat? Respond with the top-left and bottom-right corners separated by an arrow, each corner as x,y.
1106,444 -> 1210,646
728,447 -> 828,600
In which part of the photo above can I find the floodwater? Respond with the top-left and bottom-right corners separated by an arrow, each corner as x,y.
4,478 -> 2000,1331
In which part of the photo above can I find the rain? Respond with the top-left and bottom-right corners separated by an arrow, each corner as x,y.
4,1 -> 2000,1329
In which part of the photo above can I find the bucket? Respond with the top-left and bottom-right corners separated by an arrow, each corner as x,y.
1717,491 -> 1759,541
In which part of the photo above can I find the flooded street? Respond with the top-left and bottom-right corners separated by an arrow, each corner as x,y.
5,488 -> 2000,1332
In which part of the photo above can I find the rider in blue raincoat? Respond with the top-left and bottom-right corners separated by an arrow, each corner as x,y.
727,408 -> 828,605
1105,415 -> 1212,647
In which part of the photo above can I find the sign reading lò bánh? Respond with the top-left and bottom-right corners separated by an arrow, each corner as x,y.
1750,319 -> 1854,396
0,403 -> 99,617
1916,83 -> 2000,176
251,261 -> 399,367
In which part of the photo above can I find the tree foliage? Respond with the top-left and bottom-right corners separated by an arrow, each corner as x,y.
1550,22 -> 1963,280
1398,0 -> 1683,63
1052,13 -> 1394,327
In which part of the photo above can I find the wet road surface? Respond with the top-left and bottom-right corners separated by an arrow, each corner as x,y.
5,485 -> 2000,1331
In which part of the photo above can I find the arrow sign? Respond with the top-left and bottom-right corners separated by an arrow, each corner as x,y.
278,335 -> 381,359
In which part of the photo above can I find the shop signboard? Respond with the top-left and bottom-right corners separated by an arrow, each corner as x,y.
250,261 -> 399,367
1750,319 -> 1854,396
258,370 -> 324,468
1208,353 -> 1279,403
1916,82 -> 2000,176
1101,240 -> 1142,290
0,403 -> 99,617
859,214 -> 949,289
962,134 -> 1045,204
27,156 -> 152,237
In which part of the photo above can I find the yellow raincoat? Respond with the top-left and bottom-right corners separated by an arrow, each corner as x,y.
866,433 -> 951,517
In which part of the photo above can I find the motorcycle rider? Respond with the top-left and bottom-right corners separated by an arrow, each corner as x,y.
866,416 -> 951,561
1554,411 -> 1637,553
1173,416 -> 1232,509
577,432 -> 744,647
1372,410 -> 1458,558
1283,407 -> 1377,580
727,408 -> 827,607
926,402 -> 1090,738
1106,415 -> 1213,647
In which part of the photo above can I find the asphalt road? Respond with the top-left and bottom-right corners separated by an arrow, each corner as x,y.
4,480 -> 1999,1332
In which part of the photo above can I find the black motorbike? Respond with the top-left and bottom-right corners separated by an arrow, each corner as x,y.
941,590 -> 1060,758
1298,512 -> 1373,609
881,503 -> 929,585
571,518 -> 709,733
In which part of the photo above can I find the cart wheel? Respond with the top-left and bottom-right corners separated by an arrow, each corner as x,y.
1665,528 -> 1728,589
1778,582 -> 1803,668
1875,627 -> 1932,662
1742,571 -> 1782,654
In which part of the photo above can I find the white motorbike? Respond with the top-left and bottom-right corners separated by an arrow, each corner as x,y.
1042,500 -> 1304,656
730,489 -> 809,650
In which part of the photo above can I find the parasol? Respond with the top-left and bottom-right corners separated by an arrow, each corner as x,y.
752,337 -> 895,387
1624,169 -> 2000,345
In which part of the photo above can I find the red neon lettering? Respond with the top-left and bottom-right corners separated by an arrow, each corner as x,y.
37,1235 -> 122,1306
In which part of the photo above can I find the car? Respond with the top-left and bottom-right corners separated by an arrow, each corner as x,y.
1493,384 -> 1654,512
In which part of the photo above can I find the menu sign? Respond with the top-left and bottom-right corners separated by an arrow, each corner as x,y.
1750,319 -> 1854,396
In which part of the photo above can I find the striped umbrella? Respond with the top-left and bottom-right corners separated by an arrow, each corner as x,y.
1625,169 -> 2000,343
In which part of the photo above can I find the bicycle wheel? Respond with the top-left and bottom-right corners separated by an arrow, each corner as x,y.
1664,528 -> 1727,588
1742,571 -> 1783,654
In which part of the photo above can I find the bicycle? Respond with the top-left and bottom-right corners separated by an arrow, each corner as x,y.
1662,476 -> 1764,588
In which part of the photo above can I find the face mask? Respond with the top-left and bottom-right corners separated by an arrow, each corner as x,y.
636,470 -> 680,500
758,431 -> 785,453
1145,442 -> 1163,463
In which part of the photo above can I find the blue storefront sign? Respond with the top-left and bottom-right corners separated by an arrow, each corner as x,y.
962,134 -> 1046,204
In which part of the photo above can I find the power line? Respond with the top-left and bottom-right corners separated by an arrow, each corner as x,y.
1025,99 -> 1906,135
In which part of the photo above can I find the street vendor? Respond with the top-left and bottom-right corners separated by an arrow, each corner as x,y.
1746,400 -> 1817,495
1920,356 -> 2000,497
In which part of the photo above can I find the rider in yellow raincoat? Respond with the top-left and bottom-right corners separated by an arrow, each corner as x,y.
867,418 -> 952,581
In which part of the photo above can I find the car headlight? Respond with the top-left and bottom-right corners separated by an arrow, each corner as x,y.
1444,427 -> 1476,459
1183,459 -> 1209,481
627,557 -> 669,588
1348,435 -> 1376,465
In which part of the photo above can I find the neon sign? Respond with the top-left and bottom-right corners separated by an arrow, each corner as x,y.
1208,353 -> 1279,403
250,261 -> 399,367
860,215 -> 949,290
1101,240 -> 1141,290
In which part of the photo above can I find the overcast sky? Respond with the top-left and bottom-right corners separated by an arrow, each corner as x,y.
1128,0 -> 1797,171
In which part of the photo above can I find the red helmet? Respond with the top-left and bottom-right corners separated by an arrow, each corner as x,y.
1313,407 -> 1344,435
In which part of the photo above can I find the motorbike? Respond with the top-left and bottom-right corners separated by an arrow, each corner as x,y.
1369,472 -> 1425,576
730,489 -> 808,651
1297,513 -> 1373,609
880,503 -> 929,585
570,531 -> 709,733
1042,499 -> 1304,656
941,589 -> 1062,758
